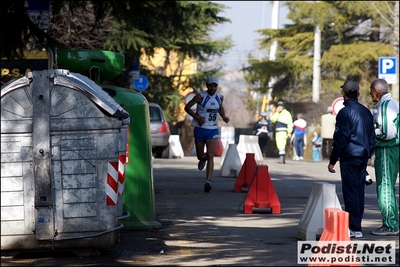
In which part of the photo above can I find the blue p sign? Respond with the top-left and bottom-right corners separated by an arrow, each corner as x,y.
378,57 -> 397,84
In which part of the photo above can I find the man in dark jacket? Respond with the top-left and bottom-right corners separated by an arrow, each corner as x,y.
252,112 -> 273,157
327,80 -> 376,239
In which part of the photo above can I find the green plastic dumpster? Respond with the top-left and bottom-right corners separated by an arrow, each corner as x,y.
102,85 -> 161,229
57,49 -> 124,84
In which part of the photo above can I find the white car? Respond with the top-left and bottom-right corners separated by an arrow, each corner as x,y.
149,103 -> 170,158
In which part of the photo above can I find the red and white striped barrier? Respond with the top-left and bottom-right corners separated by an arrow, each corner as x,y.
118,154 -> 126,195
106,161 -> 118,205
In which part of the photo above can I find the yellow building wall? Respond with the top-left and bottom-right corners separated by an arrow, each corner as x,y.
140,48 -> 197,122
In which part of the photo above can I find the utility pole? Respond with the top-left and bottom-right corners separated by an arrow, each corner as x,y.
312,23 -> 321,103
254,1 -> 267,121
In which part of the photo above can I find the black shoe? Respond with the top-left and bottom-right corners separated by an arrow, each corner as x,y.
204,181 -> 212,193
198,159 -> 206,171
371,226 -> 399,236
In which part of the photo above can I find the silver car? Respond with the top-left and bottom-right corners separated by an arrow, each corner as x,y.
149,102 -> 170,158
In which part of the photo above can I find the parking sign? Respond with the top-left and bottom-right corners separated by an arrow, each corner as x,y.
378,57 -> 397,84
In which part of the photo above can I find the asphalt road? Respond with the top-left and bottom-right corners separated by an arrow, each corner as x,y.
1,156 -> 399,266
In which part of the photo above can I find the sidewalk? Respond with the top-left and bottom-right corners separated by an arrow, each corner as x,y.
2,156 -> 398,266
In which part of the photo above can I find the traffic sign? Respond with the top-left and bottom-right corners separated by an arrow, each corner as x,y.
378,57 -> 397,84
331,97 -> 344,116
25,0 -> 50,11
131,63 -> 140,80
133,75 -> 149,91
25,0 -> 50,30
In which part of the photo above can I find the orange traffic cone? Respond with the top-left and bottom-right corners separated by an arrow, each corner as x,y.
234,153 -> 257,192
243,165 -> 281,214
308,208 -> 360,266
215,136 -> 223,157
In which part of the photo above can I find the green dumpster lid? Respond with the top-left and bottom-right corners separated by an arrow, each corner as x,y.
57,50 -> 124,83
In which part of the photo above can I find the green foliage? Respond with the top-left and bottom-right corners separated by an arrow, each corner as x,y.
322,41 -> 393,77
1,1 -> 233,126
100,1 -> 233,122
139,73 -> 182,123
245,1 -> 396,106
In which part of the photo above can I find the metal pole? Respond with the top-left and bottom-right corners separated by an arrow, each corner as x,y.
312,23 -> 321,103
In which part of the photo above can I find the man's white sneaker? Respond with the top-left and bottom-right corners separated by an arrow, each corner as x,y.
349,230 -> 363,238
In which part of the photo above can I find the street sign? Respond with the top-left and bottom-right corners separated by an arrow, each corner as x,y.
378,57 -> 397,84
25,0 -> 50,30
131,63 -> 140,80
133,75 -> 149,91
25,0 -> 50,11
331,97 -> 344,116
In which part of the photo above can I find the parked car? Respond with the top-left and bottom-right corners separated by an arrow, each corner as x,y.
149,103 -> 170,158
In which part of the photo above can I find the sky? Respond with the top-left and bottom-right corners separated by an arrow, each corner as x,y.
211,1 -> 291,75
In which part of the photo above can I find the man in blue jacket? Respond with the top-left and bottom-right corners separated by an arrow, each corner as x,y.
327,80 -> 376,239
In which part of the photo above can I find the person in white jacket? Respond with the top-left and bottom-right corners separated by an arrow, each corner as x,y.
369,78 -> 399,236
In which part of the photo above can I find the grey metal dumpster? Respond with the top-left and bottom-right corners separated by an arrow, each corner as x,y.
1,69 -> 130,251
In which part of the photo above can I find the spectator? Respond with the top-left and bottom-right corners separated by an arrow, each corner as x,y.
320,106 -> 336,159
252,112 -> 273,157
311,131 -> 322,161
290,133 -> 306,160
292,113 -> 307,160
327,80 -> 375,239
369,78 -> 399,236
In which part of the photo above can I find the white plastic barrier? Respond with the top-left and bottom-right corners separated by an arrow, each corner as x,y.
168,135 -> 184,159
297,182 -> 342,241
236,135 -> 263,164
220,143 -> 242,177
220,140 -> 235,167
220,126 -> 235,149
